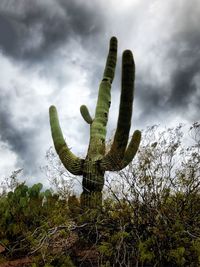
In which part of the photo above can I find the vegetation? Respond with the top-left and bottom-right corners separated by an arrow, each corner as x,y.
49,37 -> 141,208
0,123 -> 199,266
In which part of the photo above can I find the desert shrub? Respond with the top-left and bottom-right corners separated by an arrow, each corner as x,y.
0,123 -> 199,266
73,123 -> 200,266
0,181 -> 71,262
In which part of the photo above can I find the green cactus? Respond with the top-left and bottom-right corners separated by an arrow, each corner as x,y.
49,37 -> 141,208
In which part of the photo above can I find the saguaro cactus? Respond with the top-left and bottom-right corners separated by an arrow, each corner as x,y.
49,37 -> 141,208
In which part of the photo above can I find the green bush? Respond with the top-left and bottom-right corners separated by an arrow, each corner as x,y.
0,123 -> 199,266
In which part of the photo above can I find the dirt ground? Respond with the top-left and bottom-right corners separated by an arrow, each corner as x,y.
0,257 -> 32,267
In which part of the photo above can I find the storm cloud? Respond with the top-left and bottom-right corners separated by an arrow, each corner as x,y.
0,0 -> 199,183
0,0 -> 104,61
133,0 -> 200,125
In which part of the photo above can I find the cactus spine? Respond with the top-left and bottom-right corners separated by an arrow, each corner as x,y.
49,37 -> 141,208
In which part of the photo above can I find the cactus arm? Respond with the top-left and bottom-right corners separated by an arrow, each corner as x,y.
49,105 -> 84,175
101,50 -> 135,167
100,130 -> 141,171
121,130 -> 141,168
80,105 -> 93,124
103,36 -> 118,83
110,50 -> 135,155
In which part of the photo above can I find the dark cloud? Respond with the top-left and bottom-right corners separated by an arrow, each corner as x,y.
0,0 -> 199,182
166,30 -> 200,111
0,0 -> 105,177
0,90 -> 47,176
0,0 -> 104,61
137,6 -> 200,124
168,59 -> 199,110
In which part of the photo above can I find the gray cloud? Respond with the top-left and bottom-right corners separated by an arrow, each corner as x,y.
0,0 -> 105,179
0,89 -> 47,177
0,0 -> 199,183
0,0 -> 104,61
136,0 -> 200,124
166,32 -> 200,113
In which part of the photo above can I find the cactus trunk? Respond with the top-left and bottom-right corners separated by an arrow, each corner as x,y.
49,37 -> 141,209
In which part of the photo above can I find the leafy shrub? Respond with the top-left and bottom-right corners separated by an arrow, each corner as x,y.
0,123 -> 199,266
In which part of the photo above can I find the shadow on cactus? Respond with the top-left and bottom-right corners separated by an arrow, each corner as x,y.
49,37 -> 141,209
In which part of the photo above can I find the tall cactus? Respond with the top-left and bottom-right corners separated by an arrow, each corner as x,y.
49,37 -> 141,208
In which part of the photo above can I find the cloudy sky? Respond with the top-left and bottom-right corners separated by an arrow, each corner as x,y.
0,0 -> 199,186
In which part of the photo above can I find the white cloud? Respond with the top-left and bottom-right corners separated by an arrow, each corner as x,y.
0,141 -> 18,179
